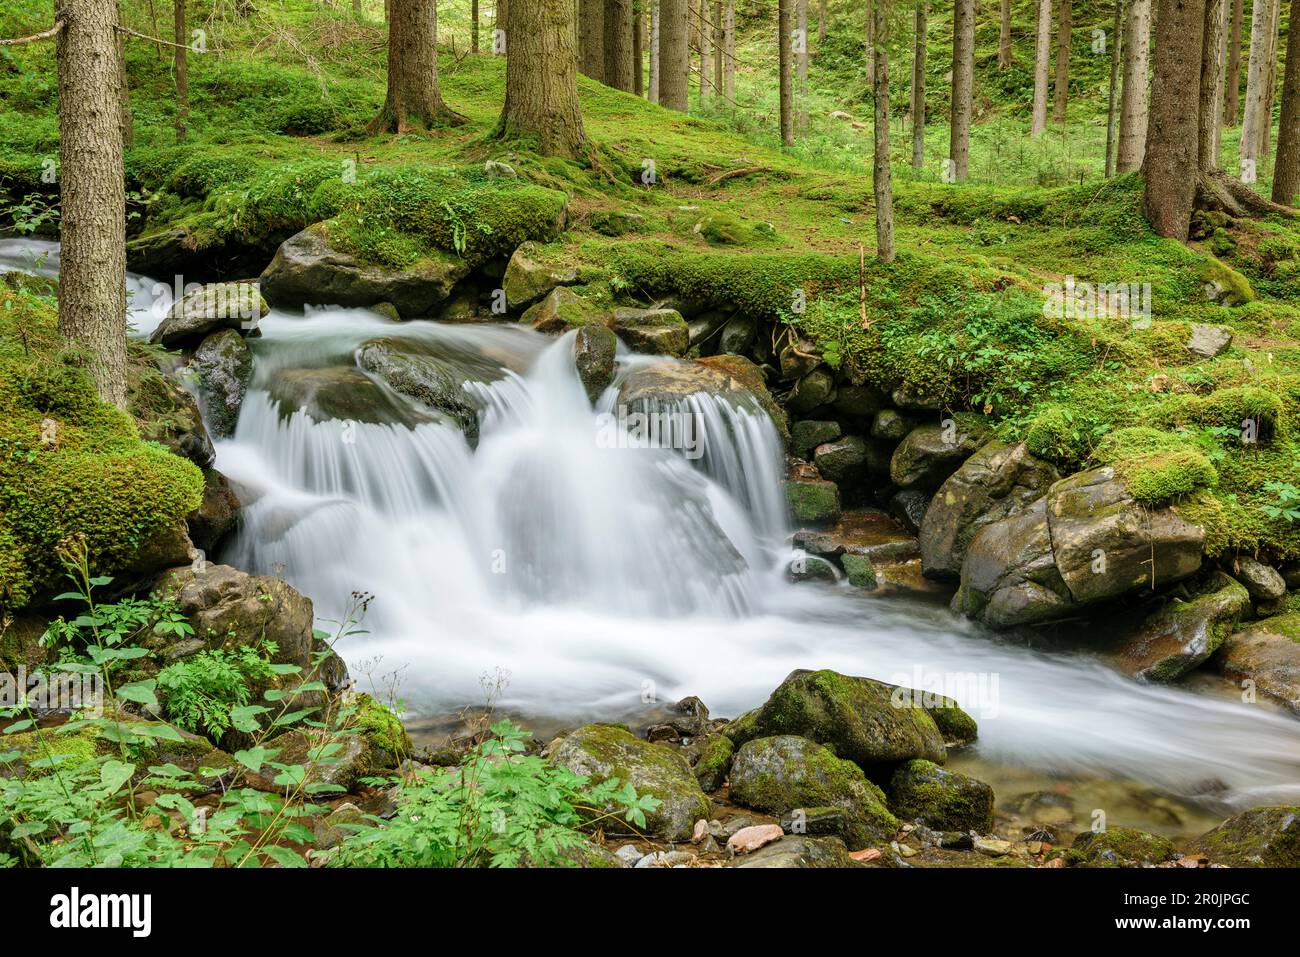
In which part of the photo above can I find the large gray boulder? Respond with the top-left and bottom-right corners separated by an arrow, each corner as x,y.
920,441 -> 1059,581
501,241 -> 578,308
890,418 -> 991,491
268,366 -> 434,427
573,324 -> 617,402
1190,807 -> 1300,867
356,337 -> 501,441
260,223 -> 468,317
954,467 -> 1206,629
191,329 -> 253,438
609,307 -> 690,356
149,282 -> 267,347
1214,614 -> 1300,715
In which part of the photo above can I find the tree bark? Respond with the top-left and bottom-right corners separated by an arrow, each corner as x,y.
865,0 -> 875,87
779,0 -> 795,145
699,0 -> 712,99
875,0 -> 894,263
1105,0 -> 1126,175
649,0 -> 660,102
1262,0 -> 1281,153
658,0 -> 689,110
495,0 -> 585,159
1241,0 -> 1277,168
950,0 -> 975,178
582,0 -> 606,81
117,6 -> 132,149
1032,0 -> 1052,135
1053,0 -> 1071,124
174,0 -> 188,143
605,0 -> 635,90
1144,0 -> 1207,239
819,0 -> 827,43
723,0 -> 735,98
1224,0 -> 1243,124
634,1 -> 645,95
373,0 -> 462,131
56,0 -> 129,408
797,0 -> 808,131
1198,0 -> 1226,170
1117,0 -> 1152,171
999,0 -> 1013,68
912,0 -> 928,170
472,0 -> 479,52
712,1 -> 722,99
1272,0 -> 1300,203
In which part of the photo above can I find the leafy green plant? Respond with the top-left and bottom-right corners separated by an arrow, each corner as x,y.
156,643 -> 279,740
1259,481 -> 1300,523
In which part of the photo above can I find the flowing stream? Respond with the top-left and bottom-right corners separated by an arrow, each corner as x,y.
5,238 -> 1299,834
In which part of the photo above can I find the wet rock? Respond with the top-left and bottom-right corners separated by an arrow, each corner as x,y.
888,489 -> 930,534
315,802 -> 364,850
613,844 -> 645,866
727,823 -> 784,854
521,287 -> 608,333
129,364 -> 216,468
149,282 -> 267,347
919,441 -> 1058,581
730,835 -> 857,868
792,509 -> 919,564
786,368 -> 836,414
780,806 -> 849,837
1105,572 -> 1251,681
502,241 -> 578,308
573,324 -> 617,402
357,337 -> 500,441
260,223 -> 468,317
683,733 -> 734,791
778,338 -> 822,380
545,724 -> 711,842
791,420 -> 841,459
1230,556 -> 1287,602
191,329 -> 253,438
722,669 -> 955,770
268,366 -> 434,428
890,419 -> 991,491
871,408 -> 915,442
617,355 -> 785,436
1186,323 -> 1233,359
813,436 -> 869,486
841,554 -> 877,589
1214,614 -> 1300,715
834,384 -> 885,417
609,307 -> 690,356
247,730 -> 372,794
785,553 -> 839,583
717,316 -> 756,355
888,759 -> 994,833
728,735 -> 898,849
891,385 -> 942,411
784,464 -> 841,525
1190,806 -> 1300,867
972,837 -> 1014,857
1070,827 -> 1177,867
188,469 -> 242,553
635,849 -> 697,868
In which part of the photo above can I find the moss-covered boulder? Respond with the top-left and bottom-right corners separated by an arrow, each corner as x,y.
545,723 -> 710,842
890,418 -> 991,492
573,324 -> 617,402
791,420 -> 841,459
520,286 -> 608,333
1190,806 -> 1300,867
841,553 -> 877,589
813,436 -> 869,486
502,241 -> 578,308
347,692 -> 411,770
191,329 -> 253,439
682,733 -> 734,791
0,716 -> 214,781
786,368 -> 836,413
728,735 -> 897,850
149,282 -> 268,347
1214,614 -> 1300,716
784,467 -> 841,525
888,759 -> 994,832
722,669 -> 957,771
609,307 -> 689,356
1105,572 -> 1251,681
920,441 -> 1058,581
260,222 -> 469,317
1069,827 -> 1177,867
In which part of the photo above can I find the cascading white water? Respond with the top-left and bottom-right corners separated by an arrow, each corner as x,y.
4,236 -> 1298,818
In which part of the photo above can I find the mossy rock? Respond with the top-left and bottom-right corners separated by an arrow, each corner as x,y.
0,716 -> 212,781
546,723 -> 710,842
520,287 -> 608,334
1189,806 -> 1300,867
502,241 -> 579,308
347,692 -> 411,769
840,553 -> 878,589
1069,827 -> 1177,867
684,733 -> 734,792
791,420 -> 841,459
573,323 -> 617,402
784,476 -> 841,525
728,735 -> 897,850
888,759 -> 994,833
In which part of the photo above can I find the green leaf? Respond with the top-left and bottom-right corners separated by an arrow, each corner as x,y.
234,747 -> 271,773
100,760 -> 136,793
115,681 -> 159,709
263,845 -> 308,868
230,705 -> 270,733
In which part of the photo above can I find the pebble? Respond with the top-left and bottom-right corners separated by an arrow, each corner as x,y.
614,845 -> 645,866
727,824 -> 784,854
974,837 -> 1014,857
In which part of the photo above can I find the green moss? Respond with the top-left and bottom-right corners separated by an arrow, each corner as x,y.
888,759 -> 994,832
693,734 -> 734,790
1070,826 -> 1177,867
1114,449 -> 1218,506
841,553 -> 877,589
784,479 -> 840,524
1201,257 -> 1256,305
349,692 -> 411,760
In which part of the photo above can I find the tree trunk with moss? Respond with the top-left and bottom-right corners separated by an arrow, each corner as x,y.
373,0 -> 462,132
1272,0 -> 1300,203
582,0 -> 606,81
659,0 -> 689,110
874,0 -> 894,262
1144,0 -> 1207,239
495,0 -> 585,159
950,0 -> 975,177
56,0 -> 129,409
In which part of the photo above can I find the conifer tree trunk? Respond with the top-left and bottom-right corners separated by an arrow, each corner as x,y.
649,0 -> 661,102
950,0 -> 975,178
912,0 -> 928,170
659,0 -> 689,110
1032,0 -> 1052,135
174,0 -> 188,143
56,0 -> 129,409
1144,0 -> 1207,239
495,0 -> 586,159
723,0 -> 735,97
1272,0 -> 1300,203
713,1 -> 722,98
1262,0 -> 1281,153
999,0 -> 1013,68
797,0 -> 808,132
1053,0 -> 1071,124
582,0 -> 606,81
779,0 -> 795,145
874,0 -> 894,262
117,6 -> 132,149
1198,0 -> 1227,170
699,0 -> 712,99
1224,0 -> 1243,124
819,0 -> 827,42
1241,0 -> 1277,169
634,1 -> 645,95
1105,0 -> 1126,175
472,0 -> 479,51
865,0 -> 875,86
1117,0 -> 1152,171
605,0 -> 635,90
373,0 -> 462,131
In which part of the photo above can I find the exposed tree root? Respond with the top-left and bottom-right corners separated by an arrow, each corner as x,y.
1195,170 -> 1300,219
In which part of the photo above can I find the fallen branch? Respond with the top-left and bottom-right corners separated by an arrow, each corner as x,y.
706,166 -> 768,187
115,25 -> 197,51
0,21 -> 64,46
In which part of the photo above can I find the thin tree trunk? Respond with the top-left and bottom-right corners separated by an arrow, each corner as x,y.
819,0 -> 827,43
495,0 -> 585,158
1241,0 -> 1277,169
605,0 -> 635,90
1053,0 -> 1071,124
875,0 -> 894,263
713,1 -> 722,98
797,0 -> 808,132
1262,0 -> 1281,153
999,0 -> 1013,68
779,0 -> 795,145
373,0 -> 462,131
1117,0 -> 1152,171
1144,0 -> 1207,239
1272,0 -> 1300,203
1106,0 -> 1126,175
56,0 -> 129,408
865,0 -> 875,87
1224,0 -> 1242,124
659,0 -> 690,110
1198,0 -> 1226,169
699,0 -> 711,99
634,1 -> 645,95
1032,0 -> 1052,135
472,0 -> 479,51
174,0 -> 188,143
582,0 -> 605,81
649,0 -> 660,102
950,0 -> 975,178
912,0 -> 928,170
723,0 -> 735,98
